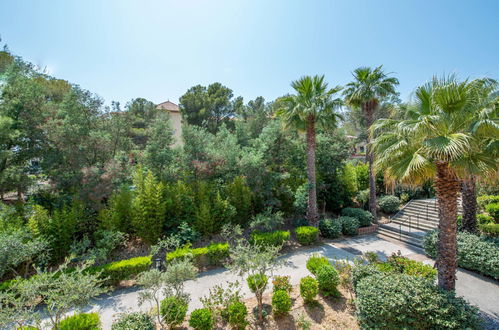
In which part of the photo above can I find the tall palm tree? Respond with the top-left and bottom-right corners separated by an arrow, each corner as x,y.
278,75 -> 343,225
371,76 -> 498,291
460,79 -> 498,232
343,66 -> 399,219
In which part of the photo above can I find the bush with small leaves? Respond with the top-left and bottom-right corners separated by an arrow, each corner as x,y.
352,263 -> 382,292
423,230 -> 499,279
160,296 -> 188,327
111,312 -> 155,330
355,273 -> 482,329
295,226 -> 319,245
339,216 -> 359,236
485,203 -> 499,222
272,275 -> 292,293
477,213 -> 494,225
59,312 -> 101,330
227,301 -> 248,330
480,223 -> 499,236
341,208 -> 373,227
477,195 -> 499,211
378,195 -> 401,214
189,308 -> 214,330
318,218 -> 342,238
300,276 -> 318,303
250,230 -> 290,247
306,254 -> 330,275
247,274 -> 268,294
316,264 -> 340,297
272,290 -> 292,316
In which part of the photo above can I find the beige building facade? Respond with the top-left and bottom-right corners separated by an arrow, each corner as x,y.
156,100 -> 183,146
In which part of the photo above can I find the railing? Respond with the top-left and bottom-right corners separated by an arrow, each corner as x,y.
390,198 -> 438,242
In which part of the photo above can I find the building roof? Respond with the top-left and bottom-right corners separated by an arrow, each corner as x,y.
156,100 -> 180,112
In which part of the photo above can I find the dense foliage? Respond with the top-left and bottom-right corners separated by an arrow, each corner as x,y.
59,313 -> 101,330
318,218 -> 342,238
423,230 -> 499,279
111,312 -> 155,330
295,226 -> 319,245
355,273 -> 481,329
377,195 -> 400,214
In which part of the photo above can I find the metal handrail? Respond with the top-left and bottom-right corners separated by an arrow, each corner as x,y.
394,198 -> 438,240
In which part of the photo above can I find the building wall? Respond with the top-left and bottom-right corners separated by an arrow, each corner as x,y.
169,111 -> 183,146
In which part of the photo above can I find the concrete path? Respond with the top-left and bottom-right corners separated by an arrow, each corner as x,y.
74,235 -> 498,329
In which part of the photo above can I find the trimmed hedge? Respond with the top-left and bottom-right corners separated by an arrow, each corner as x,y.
477,195 -> 499,211
227,301 -> 248,330
250,230 -> 290,247
316,264 -> 339,297
272,289 -> 292,316
166,243 -> 230,268
306,255 -> 331,275
355,273 -> 481,329
300,276 -> 318,303
423,230 -> 499,279
341,208 -> 373,227
378,195 -> 400,214
59,312 -> 101,330
339,216 -> 359,236
318,218 -> 342,238
189,308 -> 214,330
480,223 -> 499,236
90,256 -> 151,286
295,226 -> 319,245
485,203 -> 499,222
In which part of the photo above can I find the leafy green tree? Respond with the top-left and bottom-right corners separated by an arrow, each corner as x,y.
371,76 -> 498,291
0,276 -> 43,329
99,185 -> 133,233
179,83 -> 236,133
343,66 -> 399,219
143,112 -> 176,180
131,167 -> 166,244
225,176 -> 253,225
278,75 -> 343,225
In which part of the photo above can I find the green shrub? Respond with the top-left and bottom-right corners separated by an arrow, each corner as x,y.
318,218 -> 342,238
295,226 -> 319,245
59,312 -> 101,330
480,223 -> 499,237
249,208 -> 284,232
341,208 -> 372,227
247,274 -> 268,293
339,216 -> 359,236
111,312 -> 154,330
227,301 -> 248,330
351,264 -> 382,291
226,176 -> 253,225
99,186 -> 133,233
272,275 -> 292,293
272,289 -> 292,316
378,195 -> 400,214
207,242 -> 230,265
477,195 -> 499,211
374,255 -> 437,280
355,273 -> 481,329
485,202 -> 499,222
160,296 -> 188,327
315,264 -> 340,297
189,308 -> 214,330
90,256 -> 151,286
423,230 -> 499,279
250,230 -> 290,247
306,254 -> 331,275
477,213 -> 494,225
166,243 -> 230,268
300,276 -> 318,303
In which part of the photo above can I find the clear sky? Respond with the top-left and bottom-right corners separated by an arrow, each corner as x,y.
1,0 -> 498,107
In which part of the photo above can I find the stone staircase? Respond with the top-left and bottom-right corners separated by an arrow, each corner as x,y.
378,198 -> 462,249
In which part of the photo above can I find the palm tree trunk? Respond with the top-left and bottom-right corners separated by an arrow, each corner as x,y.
434,161 -> 460,291
461,175 -> 477,233
364,101 -> 377,220
306,116 -> 318,225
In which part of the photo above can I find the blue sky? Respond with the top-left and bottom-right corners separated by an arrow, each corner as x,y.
1,0 -> 498,107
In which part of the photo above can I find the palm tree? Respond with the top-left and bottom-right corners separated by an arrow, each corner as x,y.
371,76 -> 498,291
460,79 -> 498,232
343,66 -> 399,219
278,75 -> 343,225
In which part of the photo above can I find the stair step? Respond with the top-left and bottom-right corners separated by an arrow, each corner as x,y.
391,217 -> 439,228
378,229 -> 423,248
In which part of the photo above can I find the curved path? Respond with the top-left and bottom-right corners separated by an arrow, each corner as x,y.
71,235 -> 498,329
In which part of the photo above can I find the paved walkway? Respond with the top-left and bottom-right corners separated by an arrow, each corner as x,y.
73,235 -> 498,329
